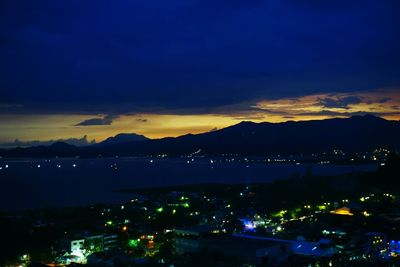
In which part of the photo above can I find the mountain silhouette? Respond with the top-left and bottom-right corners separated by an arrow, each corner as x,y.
1,115 -> 399,158
95,133 -> 148,146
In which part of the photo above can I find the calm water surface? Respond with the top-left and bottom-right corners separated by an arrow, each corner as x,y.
0,157 -> 377,211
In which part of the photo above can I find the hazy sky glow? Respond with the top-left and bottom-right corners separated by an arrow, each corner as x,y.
1,1 -> 399,144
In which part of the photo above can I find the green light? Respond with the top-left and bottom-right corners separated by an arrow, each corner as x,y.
272,210 -> 287,218
106,220 -> 113,225
182,203 -> 190,208
129,239 -> 139,248
172,209 -> 176,215
156,207 -> 164,213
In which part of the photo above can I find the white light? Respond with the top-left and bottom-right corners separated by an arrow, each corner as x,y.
72,164 -> 77,167
150,160 -> 153,163
5,164 -> 8,168
37,164 -> 41,168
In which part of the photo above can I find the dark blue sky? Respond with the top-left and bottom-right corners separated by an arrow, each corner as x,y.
1,0 -> 399,115
0,1 -> 400,143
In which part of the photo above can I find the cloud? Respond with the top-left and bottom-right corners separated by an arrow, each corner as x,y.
0,135 -> 95,148
379,97 -> 391,103
318,96 -> 363,109
392,105 -> 400,110
75,115 -> 118,126
253,88 -> 400,120
295,110 -> 397,118
233,115 -> 266,121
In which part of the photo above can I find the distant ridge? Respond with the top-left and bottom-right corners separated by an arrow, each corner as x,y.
95,133 -> 148,146
1,115 -> 399,158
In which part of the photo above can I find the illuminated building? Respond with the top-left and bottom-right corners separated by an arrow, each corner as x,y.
330,207 -> 353,216
70,239 -> 86,263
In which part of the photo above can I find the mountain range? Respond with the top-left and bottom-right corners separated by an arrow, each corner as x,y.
94,133 -> 148,146
1,115 -> 399,158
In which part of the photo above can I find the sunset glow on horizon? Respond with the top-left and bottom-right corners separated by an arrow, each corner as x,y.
1,88 -> 399,145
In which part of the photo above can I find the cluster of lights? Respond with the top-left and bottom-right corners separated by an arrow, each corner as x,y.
110,163 -> 118,170
0,164 -> 9,170
359,193 -> 395,203
33,162 -> 78,169
319,161 -> 330,164
322,229 -> 346,237
372,237 -> 384,245
383,193 -> 395,199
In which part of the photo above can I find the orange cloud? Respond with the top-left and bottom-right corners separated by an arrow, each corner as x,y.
253,88 -> 400,121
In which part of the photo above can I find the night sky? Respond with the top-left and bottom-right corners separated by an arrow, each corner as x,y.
1,0 -> 399,145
